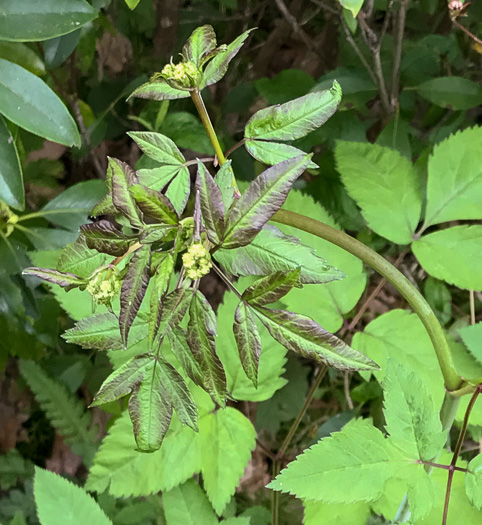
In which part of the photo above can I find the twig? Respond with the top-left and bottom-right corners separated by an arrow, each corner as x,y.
390,0 -> 409,109
256,438 -> 276,461
470,290 -> 476,326
343,372 -> 354,409
452,17 -> 482,46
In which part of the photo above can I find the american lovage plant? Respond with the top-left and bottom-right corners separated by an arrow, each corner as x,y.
23,25 -> 482,524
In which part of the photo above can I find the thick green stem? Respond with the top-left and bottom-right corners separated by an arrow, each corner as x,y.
272,208 -> 462,393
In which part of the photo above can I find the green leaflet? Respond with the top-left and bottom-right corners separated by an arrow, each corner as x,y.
182,25 -> 217,67
412,225 -> 482,291
466,454 -> 482,509
222,154 -> 313,248
383,360 -> 446,461
156,288 -> 193,341
128,78 -> 190,102
0,59 -> 80,147
338,0 -> 365,16
199,408 -> 256,515
423,126 -> 482,228
242,268 -> 301,306
57,235 -> 107,278
233,301 -> 261,387
137,165 -> 181,192
109,157 -> 143,229
335,141 -> 422,245
214,160 -> 236,213
245,81 -> 341,141
303,500 -> 371,525
162,480 -> 217,525
214,225 -> 344,285
129,184 -> 178,224
165,166 -> 191,215
34,467 -> 112,525
245,139 -> 318,169
80,220 -> 131,257
187,291 -> 226,407
0,115 -> 24,210
254,307 -> 379,371
149,254 -> 174,345
0,450 -> 34,491
22,267 -> 87,290
196,161 -> 225,244
0,1 -> 98,42
119,245 -> 151,346
0,41 -> 45,75
128,131 -> 185,166
458,322 -> 482,364
416,77 -> 482,111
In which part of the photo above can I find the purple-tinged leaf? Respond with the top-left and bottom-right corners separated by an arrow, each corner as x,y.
182,25 -> 217,67
129,184 -> 178,224
128,362 -> 173,452
80,220 -> 131,257
128,78 -> 190,102
23,267 -> 87,290
242,268 -> 301,306
155,288 -> 194,342
201,29 -> 255,88
233,301 -> 261,387
119,245 -> 151,346
168,328 -> 204,387
128,131 -> 185,166
214,159 -> 236,213
254,307 -> 379,371
91,354 -> 153,407
149,254 -> 174,345
57,235 -> 107,278
140,225 -> 175,244
91,162 -> 115,216
187,291 -> 226,407
196,162 -> 225,244
222,154 -> 312,249
109,157 -> 143,228
245,81 -> 342,142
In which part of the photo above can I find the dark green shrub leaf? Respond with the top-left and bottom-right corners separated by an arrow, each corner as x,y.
233,301 -> 261,387
196,162 -> 225,244
81,220 -> 131,257
245,81 -> 341,141
0,115 -> 24,210
0,0 -> 98,42
22,267 -> 87,290
128,131 -> 185,165
0,41 -> 45,75
242,268 -> 301,306
254,307 -> 379,371
0,59 -> 80,147
183,25 -> 217,67
222,155 -> 312,248
187,292 -> 226,406
416,77 -> 482,110
119,245 -> 151,345
42,30 -> 81,69
214,225 -> 344,284
245,139 -> 318,168
129,184 -> 178,224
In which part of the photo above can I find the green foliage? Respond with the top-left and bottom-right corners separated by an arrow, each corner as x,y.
0,116 -> 24,210
0,451 -> 34,491
162,480 -> 218,525
466,454 -> 482,510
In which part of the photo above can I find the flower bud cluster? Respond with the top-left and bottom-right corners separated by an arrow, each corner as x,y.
182,243 -> 212,280
86,269 -> 121,305
0,202 -> 18,236
159,60 -> 202,90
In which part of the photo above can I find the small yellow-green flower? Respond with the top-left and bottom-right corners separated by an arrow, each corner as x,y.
158,60 -> 202,90
86,269 -> 121,305
182,243 -> 212,280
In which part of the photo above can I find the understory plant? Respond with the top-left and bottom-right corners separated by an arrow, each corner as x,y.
18,23 -> 482,525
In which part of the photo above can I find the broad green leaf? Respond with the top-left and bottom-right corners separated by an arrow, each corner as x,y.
0,59 -> 80,147
91,354 -> 153,406
466,454 -> 482,509
335,141 -> 422,244
0,42 -> 45,75
223,155 -> 312,248
0,1 -> 98,42
383,360 -> 446,460
34,467 -> 112,525
245,81 -> 341,141
245,139 -> 318,169
128,131 -> 185,165
137,165 -> 180,191
129,184 -> 178,224
303,500 -> 371,525
129,78 -> 190,102
57,235 -> 106,278
216,288 -> 288,402
149,254 -> 174,344
197,162 -> 225,244
86,412 -> 201,497
233,301 -> 261,387
242,268 -> 301,306
163,480 -> 217,525
183,25 -> 217,66
416,77 -> 482,110
41,179 -> 106,231
0,116 -> 23,210
42,30 -> 81,69
458,322 -> 482,364
199,407 -> 256,515
254,307 -> 379,371
110,158 -> 143,228
165,166 -> 190,215
338,0 -> 365,16
202,29 -> 254,87
187,291 -> 226,407
214,160 -> 236,212
215,225 -> 344,285
119,245 -> 151,345
128,362 -> 173,452
22,267 -> 87,290
81,220 -> 132,257
412,225 -> 482,290
423,127 -> 482,227
268,418 -> 405,502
